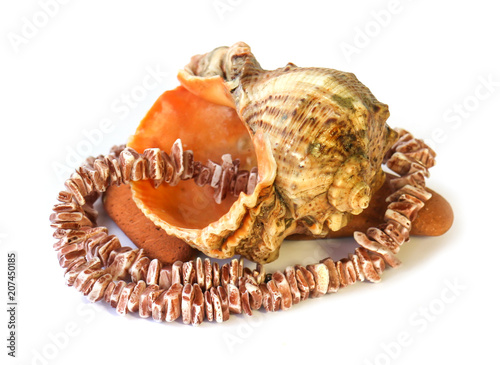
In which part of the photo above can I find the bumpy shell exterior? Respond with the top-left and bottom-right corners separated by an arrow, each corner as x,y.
131,42 -> 397,263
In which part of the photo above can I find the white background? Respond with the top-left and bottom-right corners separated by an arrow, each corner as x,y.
1,0 -> 498,364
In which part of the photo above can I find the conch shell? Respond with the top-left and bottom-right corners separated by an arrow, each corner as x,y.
128,42 -> 397,264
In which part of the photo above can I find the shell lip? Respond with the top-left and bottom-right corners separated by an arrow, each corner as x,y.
177,69 -> 236,109
130,130 -> 277,257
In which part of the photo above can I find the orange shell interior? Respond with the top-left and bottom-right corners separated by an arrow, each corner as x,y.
127,78 -> 257,230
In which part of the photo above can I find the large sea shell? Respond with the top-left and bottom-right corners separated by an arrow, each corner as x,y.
128,42 -> 397,263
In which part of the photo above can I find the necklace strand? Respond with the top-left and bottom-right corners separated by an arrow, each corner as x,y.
50,128 -> 435,325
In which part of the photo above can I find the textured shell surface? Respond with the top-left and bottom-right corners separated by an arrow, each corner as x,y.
129,42 -> 397,264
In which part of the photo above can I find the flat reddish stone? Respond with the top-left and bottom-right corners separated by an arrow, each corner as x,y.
103,174 -> 453,262
103,184 -> 197,264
